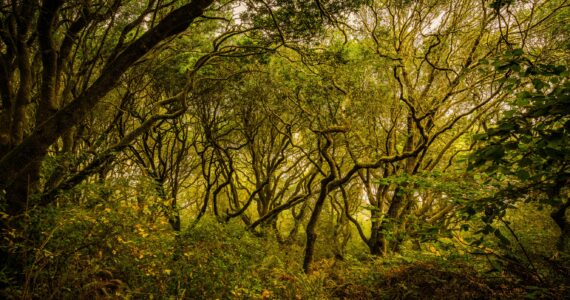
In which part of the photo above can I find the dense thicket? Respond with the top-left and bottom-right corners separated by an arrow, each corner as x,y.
1,0 -> 569,298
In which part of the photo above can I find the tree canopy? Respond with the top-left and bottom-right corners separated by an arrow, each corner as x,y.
1,0 -> 569,298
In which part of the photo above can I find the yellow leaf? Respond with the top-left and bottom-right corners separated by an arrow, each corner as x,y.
427,245 -> 440,256
261,289 -> 272,299
163,269 -> 172,275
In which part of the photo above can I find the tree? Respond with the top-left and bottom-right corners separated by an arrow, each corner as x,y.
470,53 -> 570,252
322,0 -> 570,256
0,0 -> 215,215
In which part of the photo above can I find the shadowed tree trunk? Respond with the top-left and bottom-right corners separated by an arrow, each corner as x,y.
0,0 -> 214,286
0,0 -> 214,215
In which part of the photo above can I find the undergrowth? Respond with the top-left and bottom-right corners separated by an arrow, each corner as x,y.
1,202 -> 569,299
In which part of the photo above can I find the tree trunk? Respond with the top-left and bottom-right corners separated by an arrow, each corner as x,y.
303,175 -> 334,273
368,209 -> 385,255
551,201 -> 570,253
375,186 -> 408,255
0,0 -> 214,214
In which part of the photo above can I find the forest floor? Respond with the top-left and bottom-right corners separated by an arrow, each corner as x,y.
2,210 -> 569,299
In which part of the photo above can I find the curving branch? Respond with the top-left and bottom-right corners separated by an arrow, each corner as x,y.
0,0 -> 215,189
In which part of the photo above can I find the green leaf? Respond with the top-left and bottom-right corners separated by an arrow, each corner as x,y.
489,258 -> 503,272
515,97 -> 529,106
532,79 -> 546,91
511,48 -> 524,56
482,144 -> 505,161
515,169 -> 530,180
554,65 -> 566,74
472,133 -> 488,141
494,229 -> 511,246
505,141 -> 518,150
511,63 -> 521,72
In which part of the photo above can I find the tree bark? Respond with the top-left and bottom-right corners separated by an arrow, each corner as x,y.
303,133 -> 335,273
551,201 -> 570,253
0,0 -> 214,213
302,174 -> 334,273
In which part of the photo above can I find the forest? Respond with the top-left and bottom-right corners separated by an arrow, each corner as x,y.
0,0 -> 569,298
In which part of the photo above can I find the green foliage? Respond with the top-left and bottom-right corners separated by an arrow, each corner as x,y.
175,218 -> 276,298
489,0 -> 515,11
241,0 -> 368,44
3,197 -> 569,299
469,51 -> 569,223
3,1 -> 570,298
462,50 -> 570,293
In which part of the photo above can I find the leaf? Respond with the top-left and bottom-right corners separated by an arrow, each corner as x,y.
554,65 -> 567,74
515,170 -> 530,180
515,97 -> 529,106
481,144 -> 505,161
465,207 -> 477,216
489,259 -> 503,272
261,289 -> 272,299
494,229 -> 511,246
505,141 -> 518,150
511,48 -> 524,56
472,133 -> 487,141
532,79 -> 546,91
